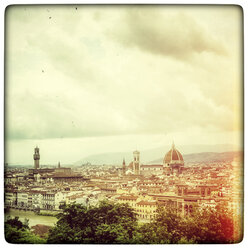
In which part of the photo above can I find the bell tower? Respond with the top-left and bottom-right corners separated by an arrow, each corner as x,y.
122,158 -> 126,176
33,146 -> 40,169
133,150 -> 140,175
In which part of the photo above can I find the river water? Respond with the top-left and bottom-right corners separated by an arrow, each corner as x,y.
5,209 -> 58,227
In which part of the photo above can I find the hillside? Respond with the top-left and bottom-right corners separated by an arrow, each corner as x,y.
74,144 -> 240,166
149,151 -> 242,164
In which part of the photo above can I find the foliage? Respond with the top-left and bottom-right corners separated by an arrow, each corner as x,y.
137,204 -> 236,244
185,204 -> 236,243
136,207 -> 193,244
47,200 -> 138,244
4,216 -> 46,244
5,216 -> 29,230
5,202 -> 237,244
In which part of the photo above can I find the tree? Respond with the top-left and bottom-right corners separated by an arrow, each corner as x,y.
183,204 -> 237,244
5,216 -> 29,230
47,201 -> 138,244
45,201 -> 239,244
5,216 -> 46,244
136,207 -> 193,244
136,204 -> 236,244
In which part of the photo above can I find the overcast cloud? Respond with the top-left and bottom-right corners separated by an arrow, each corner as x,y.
5,5 -> 243,164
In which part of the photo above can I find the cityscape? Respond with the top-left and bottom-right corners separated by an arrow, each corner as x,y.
4,143 -> 243,243
4,5 -> 243,244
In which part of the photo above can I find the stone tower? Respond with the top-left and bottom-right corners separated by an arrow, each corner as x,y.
33,146 -> 40,169
122,158 -> 126,176
133,150 -> 140,175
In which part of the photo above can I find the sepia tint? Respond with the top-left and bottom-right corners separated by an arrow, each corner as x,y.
4,4 -> 243,244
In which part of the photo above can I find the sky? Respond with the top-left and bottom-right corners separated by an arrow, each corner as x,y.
5,5 -> 243,165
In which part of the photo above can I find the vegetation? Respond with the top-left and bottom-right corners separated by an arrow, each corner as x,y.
5,201 -> 241,244
47,201 -> 138,244
5,216 -> 46,244
136,205 -> 238,244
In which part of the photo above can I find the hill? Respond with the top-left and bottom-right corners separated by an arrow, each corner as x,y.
149,151 -> 242,164
74,144 -> 240,166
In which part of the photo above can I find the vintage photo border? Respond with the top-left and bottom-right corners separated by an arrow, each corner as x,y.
0,0 -> 247,247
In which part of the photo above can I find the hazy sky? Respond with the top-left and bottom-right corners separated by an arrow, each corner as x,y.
5,5 -> 243,164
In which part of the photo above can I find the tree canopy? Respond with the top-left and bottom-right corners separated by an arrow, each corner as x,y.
5,216 -> 46,244
5,201 -> 241,244
137,204 -> 238,244
47,200 -> 138,244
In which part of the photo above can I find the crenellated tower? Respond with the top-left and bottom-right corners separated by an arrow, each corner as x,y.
33,146 -> 40,169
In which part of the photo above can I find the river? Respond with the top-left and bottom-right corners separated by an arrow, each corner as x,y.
5,209 -> 58,227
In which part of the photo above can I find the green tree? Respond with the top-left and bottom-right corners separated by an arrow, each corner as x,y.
136,204 -> 236,244
186,205 -> 236,243
5,216 -> 28,230
136,207 -> 192,244
47,200 -> 138,244
5,216 -> 46,244
47,201 -> 237,244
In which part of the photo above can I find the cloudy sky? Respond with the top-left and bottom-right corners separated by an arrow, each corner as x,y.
5,5 -> 243,164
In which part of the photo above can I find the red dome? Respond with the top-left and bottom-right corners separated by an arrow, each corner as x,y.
163,143 -> 184,165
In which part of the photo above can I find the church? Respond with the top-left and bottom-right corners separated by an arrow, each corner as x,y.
122,142 -> 184,176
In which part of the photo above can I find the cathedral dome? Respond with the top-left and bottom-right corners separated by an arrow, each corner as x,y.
163,142 -> 184,165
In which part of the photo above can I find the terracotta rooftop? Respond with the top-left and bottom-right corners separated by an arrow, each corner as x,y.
137,200 -> 157,206
117,195 -> 138,200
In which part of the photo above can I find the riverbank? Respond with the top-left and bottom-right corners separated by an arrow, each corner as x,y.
5,209 -> 58,227
6,206 -> 61,216
37,210 -> 61,217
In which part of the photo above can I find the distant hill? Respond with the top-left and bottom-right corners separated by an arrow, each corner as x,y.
149,151 -> 242,164
74,144 -> 240,166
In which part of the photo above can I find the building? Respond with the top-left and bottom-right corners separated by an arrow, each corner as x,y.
136,200 -> 157,221
5,191 -> 17,207
127,151 -> 141,175
133,151 -> 140,175
116,195 -> 139,208
122,159 -> 126,176
33,146 -> 40,169
163,142 -> 184,175
125,142 -> 184,176
140,164 -> 163,176
17,191 -> 29,208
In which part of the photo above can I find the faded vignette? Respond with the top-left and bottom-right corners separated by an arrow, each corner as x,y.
4,4 -> 244,244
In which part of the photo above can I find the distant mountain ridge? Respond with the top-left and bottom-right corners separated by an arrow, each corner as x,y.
74,144 -> 240,166
149,151 -> 242,164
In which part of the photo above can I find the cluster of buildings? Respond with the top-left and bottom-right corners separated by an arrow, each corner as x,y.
4,144 -> 243,225
122,142 -> 184,176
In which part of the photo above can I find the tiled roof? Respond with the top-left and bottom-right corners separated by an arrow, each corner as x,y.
117,195 -> 138,200
137,200 -> 157,206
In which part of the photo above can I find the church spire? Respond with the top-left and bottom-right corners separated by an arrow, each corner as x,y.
122,158 -> 126,176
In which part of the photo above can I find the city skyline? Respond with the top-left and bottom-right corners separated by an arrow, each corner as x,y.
5,5 -> 243,164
